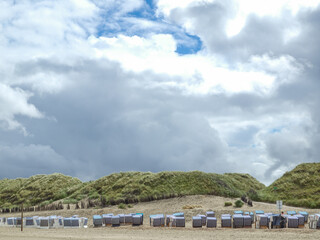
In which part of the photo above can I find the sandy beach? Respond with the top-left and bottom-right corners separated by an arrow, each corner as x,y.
1,195 -> 320,240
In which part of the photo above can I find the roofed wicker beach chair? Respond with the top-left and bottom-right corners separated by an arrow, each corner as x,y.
206,211 -> 215,218
102,214 -> 113,226
255,214 -> 268,229
298,211 -> 308,223
287,216 -> 299,228
221,214 -> 232,228
93,215 -> 103,227
111,215 -> 120,227
63,217 -> 81,228
192,216 -> 202,228
233,214 -> 244,228
206,217 -> 217,228
294,214 -> 305,228
150,214 -> 165,227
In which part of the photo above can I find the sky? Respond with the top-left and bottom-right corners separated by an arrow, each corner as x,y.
1,0 -> 320,185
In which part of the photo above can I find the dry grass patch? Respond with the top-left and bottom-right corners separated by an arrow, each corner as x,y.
182,205 -> 202,209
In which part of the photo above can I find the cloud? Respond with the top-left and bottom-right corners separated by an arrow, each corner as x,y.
90,34 -> 302,96
0,0 -> 320,186
10,59 -> 229,180
0,144 -> 68,178
0,83 -> 43,134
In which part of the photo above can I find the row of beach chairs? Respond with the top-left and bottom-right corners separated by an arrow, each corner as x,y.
0,215 -> 88,229
93,213 -> 143,227
147,210 -> 320,229
192,211 -> 217,228
149,212 -> 185,227
2,210 -> 320,230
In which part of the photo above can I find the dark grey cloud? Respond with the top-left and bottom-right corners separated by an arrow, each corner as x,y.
0,144 -> 69,178
0,59 -> 230,181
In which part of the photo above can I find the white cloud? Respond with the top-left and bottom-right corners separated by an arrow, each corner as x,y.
0,0 -> 100,132
155,0 -> 216,17
225,1 -> 318,38
92,0 -> 144,15
156,0 -> 320,39
0,83 -> 43,134
89,33 -> 306,96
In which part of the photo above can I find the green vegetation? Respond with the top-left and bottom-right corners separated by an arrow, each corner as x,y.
0,171 -> 264,209
118,203 -> 126,209
70,171 -> 265,205
256,163 -> 320,208
2,163 -> 320,209
224,201 -> 232,207
0,173 -> 82,208
234,200 -> 244,208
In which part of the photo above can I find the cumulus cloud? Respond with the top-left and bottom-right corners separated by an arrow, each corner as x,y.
89,34 -> 302,96
0,0 -> 320,185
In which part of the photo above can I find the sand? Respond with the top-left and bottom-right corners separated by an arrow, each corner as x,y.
1,195 -> 320,240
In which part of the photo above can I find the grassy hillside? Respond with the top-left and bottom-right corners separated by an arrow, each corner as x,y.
257,163 -> 320,208
70,171 -> 265,205
2,164 -> 320,210
0,173 -> 83,208
0,171 -> 265,209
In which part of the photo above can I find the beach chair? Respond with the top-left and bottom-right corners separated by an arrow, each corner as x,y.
192,216 -> 202,228
206,211 -> 215,217
102,214 -> 113,226
271,214 -> 281,229
287,216 -> 299,228
93,215 -> 103,227
243,215 -> 252,228
150,214 -> 164,227
233,214 -> 244,228
197,215 -> 206,226
256,215 -> 268,229
7,217 -> 15,227
24,217 -> 36,228
206,217 -> 217,228
221,214 -> 232,228
136,213 -> 144,225
112,215 -> 120,227
132,214 -> 143,226
124,214 -> 133,225
38,217 -> 54,229
298,211 -> 308,223
309,215 -> 317,229
294,214 -> 305,228
173,217 -> 185,227
63,217 -> 81,228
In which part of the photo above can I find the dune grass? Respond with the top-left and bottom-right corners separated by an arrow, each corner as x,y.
255,163 -> 320,208
0,173 -> 82,208
70,171 -> 265,205
2,164 -> 319,210
0,171 -> 265,209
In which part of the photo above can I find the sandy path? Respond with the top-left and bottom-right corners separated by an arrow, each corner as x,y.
1,227 -> 320,240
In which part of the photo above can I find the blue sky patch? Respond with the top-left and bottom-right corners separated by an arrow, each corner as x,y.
94,0 -> 202,55
175,33 -> 202,55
